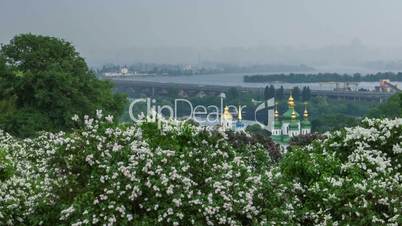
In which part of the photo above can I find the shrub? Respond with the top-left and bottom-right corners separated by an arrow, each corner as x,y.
0,148 -> 13,181
225,130 -> 281,162
274,118 -> 402,225
0,112 -> 274,225
288,133 -> 326,147
0,115 -> 401,225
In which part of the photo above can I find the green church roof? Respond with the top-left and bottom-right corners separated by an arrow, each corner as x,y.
282,108 -> 300,120
301,120 -> 311,128
274,120 -> 282,128
289,120 -> 299,130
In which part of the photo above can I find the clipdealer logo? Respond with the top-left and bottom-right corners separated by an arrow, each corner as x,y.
128,95 -> 275,128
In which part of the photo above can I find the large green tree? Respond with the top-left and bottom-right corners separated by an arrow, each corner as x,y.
0,34 -> 126,137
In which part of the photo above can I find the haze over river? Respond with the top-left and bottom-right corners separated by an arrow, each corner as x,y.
129,70 -> 402,91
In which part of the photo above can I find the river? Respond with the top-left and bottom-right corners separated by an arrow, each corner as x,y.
126,71 -> 402,91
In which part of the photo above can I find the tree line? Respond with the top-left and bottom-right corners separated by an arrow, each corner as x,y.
264,85 -> 311,102
244,72 -> 402,83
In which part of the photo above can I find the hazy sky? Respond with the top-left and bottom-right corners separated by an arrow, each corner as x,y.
2,0 -> 402,66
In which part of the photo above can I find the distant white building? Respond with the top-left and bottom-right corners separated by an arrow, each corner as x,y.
104,65 -> 134,77
121,66 -> 129,75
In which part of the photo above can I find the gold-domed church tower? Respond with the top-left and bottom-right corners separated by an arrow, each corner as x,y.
271,102 -> 282,136
301,102 -> 311,135
281,93 -> 300,137
235,105 -> 246,132
221,106 -> 233,130
271,92 -> 311,148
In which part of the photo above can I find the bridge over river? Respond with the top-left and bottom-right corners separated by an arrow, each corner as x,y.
106,77 -> 394,102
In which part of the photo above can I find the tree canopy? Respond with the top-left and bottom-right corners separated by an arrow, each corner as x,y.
0,34 -> 126,137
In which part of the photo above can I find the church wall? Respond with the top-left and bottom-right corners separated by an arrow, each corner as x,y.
282,123 -> 289,135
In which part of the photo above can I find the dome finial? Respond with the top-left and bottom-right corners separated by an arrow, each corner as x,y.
288,91 -> 295,108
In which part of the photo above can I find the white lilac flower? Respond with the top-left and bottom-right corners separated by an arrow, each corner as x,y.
71,114 -> 79,122
105,115 -> 114,123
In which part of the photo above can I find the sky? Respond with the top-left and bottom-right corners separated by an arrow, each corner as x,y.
2,0 -> 402,67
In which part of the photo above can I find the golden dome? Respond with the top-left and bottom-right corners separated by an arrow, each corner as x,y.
274,102 -> 279,118
303,110 -> 309,118
288,93 -> 295,108
291,109 -> 297,120
223,106 -> 233,120
274,109 -> 279,118
303,102 -> 309,118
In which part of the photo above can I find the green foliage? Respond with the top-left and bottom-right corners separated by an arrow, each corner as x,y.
301,86 -> 311,102
272,95 -> 375,133
367,93 -> 402,118
273,118 -> 402,225
226,87 -> 239,100
0,108 -> 52,138
292,86 -> 301,100
225,130 -> 281,162
263,85 -> 275,101
131,86 -> 379,133
245,124 -> 271,137
305,96 -> 377,133
311,113 -> 359,132
0,34 -> 126,137
0,114 -> 273,225
0,115 -> 401,225
0,148 -> 14,181
288,133 -> 325,148
276,86 -> 284,100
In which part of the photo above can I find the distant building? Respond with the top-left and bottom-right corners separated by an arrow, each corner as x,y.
103,65 -> 136,77
220,106 -> 245,132
183,64 -> 193,71
218,95 -> 311,148
375,79 -> 400,93
221,106 -> 233,130
271,94 -> 311,147
235,106 -> 246,132
121,66 -> 129,75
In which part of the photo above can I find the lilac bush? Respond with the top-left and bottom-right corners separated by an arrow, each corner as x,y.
0,113 -> 273,225
0,113 -> 401,225
275,118 -> 402,225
